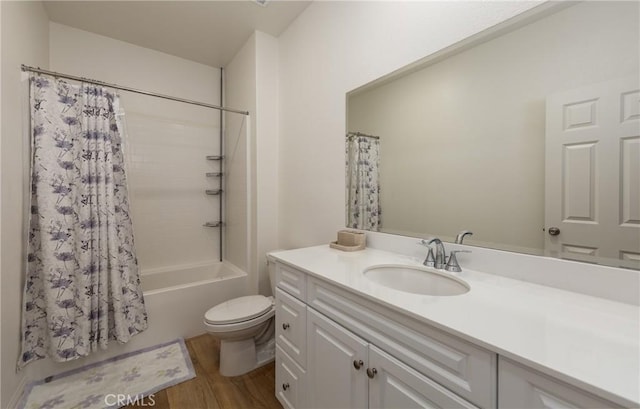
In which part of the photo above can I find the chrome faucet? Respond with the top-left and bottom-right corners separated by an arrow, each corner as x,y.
421,237 -> 447,269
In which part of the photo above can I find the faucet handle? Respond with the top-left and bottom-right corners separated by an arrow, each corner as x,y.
445,250 -> 471,272
423,247 -> 435,267
418,240 -> 436,266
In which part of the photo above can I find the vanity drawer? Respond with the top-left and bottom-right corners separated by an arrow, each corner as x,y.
307,277 -> 497,408
276,345 -> 306,409
275,263 -> 307,301
276,287 -> 307,369
498,358 -> 620,408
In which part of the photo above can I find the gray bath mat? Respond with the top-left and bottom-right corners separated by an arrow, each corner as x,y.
20,338 -> 195,408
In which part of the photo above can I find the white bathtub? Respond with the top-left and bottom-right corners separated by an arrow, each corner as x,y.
141,261 -> 246,293
140,261 -> 250,340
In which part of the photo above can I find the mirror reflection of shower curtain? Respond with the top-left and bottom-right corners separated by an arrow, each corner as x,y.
346,133 -> 381,231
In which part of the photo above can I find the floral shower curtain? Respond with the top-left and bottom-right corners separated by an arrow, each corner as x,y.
19,75 -> 148,369
345,133 -> 381,231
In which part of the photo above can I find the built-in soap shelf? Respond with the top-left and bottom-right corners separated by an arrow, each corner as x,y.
203,221 -> 224,228
205,155 -> 223,230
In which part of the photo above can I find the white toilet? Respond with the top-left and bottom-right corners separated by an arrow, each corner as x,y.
203,258 -> 277,377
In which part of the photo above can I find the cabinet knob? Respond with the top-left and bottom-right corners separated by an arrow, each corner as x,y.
366,368 -> 377,379
282,383 -> 290,391
548,227 -> 560,236
353,360 -> 364,370
282,323 -> 290,330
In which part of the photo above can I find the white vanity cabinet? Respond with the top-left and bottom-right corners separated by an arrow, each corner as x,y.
498,358 -> 621,409
273,262 -> 494,409
273,260 -> 625,409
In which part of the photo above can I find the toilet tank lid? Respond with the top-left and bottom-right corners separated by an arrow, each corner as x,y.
205,295 -> 272,325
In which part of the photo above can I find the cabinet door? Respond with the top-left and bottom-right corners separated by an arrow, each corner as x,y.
276,287 -> 307,369
307,308 -> 369,409
498,358 -> 620,409
369,345 -> 478,409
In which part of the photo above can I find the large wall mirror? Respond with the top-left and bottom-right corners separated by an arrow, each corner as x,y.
346,1 -> 639,270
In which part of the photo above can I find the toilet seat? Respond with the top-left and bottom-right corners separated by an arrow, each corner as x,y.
205,295 -> 273,325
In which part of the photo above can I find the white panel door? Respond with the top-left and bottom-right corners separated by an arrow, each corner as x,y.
306,308 -> 368,409
545,76 -> 640,267
368,345 -> 478,409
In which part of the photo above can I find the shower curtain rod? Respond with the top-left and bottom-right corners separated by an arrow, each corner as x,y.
347,131 -> 380,140
21,64 -> 249,116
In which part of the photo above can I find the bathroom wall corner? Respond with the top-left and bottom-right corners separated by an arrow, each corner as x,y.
225,32 -> 257,289
255,31 -> 280,297
225,30 -> 281,297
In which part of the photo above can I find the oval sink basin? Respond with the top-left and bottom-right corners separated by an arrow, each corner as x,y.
363,264 -> 470,296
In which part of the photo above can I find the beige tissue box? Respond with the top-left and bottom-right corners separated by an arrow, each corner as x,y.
330,230 -> 365,251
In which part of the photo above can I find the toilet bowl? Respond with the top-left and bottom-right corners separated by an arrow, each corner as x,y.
203,256 -> 278,377
204,295 -> 275,376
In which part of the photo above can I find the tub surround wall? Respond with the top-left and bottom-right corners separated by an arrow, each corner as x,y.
277,1 -> 541,249
0,1 -> 50,407
49,22 -> 223,272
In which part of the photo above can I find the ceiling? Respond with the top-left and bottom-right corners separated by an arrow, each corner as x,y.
43,1 -> 311,67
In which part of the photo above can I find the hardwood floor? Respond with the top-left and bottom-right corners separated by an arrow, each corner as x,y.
126,334 -> 282,409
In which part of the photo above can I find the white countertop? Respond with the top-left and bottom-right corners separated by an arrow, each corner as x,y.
270,245 -> 640,408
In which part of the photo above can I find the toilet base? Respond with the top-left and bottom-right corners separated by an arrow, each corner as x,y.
219,337 -> 275,377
